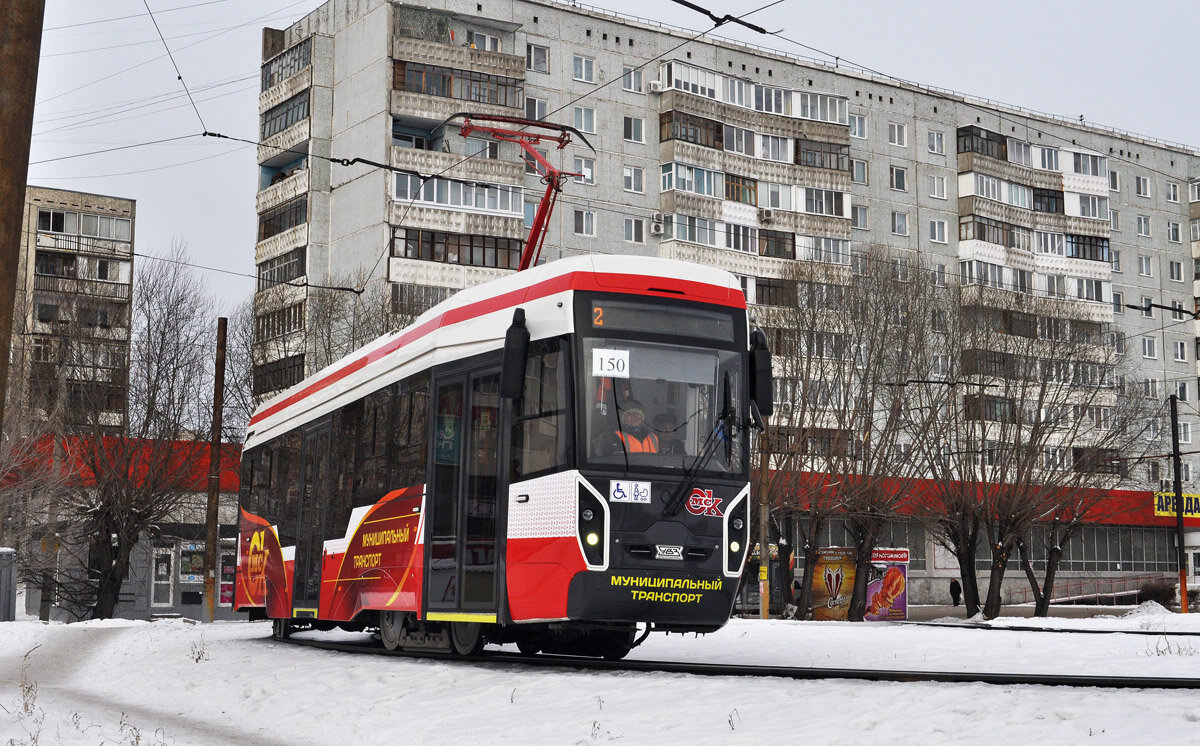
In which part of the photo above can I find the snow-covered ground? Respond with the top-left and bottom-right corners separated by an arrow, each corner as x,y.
3,605 -> 1200,745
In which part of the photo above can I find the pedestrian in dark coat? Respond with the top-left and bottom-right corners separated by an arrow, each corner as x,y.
949,578 -> 962,607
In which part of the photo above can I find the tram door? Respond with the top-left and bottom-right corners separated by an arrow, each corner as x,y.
293,418 -> 331,616
426,372 -> 501,618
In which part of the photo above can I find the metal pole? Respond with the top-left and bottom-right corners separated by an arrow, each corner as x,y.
1170,394 -> 1189,613
758,431 -> 770,619
0,1 -> 47,436
203,318 -> 227,622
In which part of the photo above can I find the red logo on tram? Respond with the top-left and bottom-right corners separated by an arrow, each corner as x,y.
685,488 -> 723,517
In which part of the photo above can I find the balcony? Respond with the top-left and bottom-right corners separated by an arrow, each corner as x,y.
258,119 -> 311,165
34,232 -> 132,258
259,66 -> 312,113
391,146 -> 522,186
257,168 -> 310,213
392,37 -> 524,79
33,274 -> 132,300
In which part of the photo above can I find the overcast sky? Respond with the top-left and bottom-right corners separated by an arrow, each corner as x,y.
27,0 -> 1199,313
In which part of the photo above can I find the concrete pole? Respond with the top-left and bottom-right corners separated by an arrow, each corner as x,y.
0,1 -> 47,436
1170,394 -> 1189,613
203,318 -> 227,622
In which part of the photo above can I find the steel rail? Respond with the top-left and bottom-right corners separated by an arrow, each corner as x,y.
900,621 -> 1200,637
271,635 -> 1200,690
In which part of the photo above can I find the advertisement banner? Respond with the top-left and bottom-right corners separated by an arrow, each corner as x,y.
812,547 -> 909,621
1153,493 -> 1200,520
811,547 -> 855,621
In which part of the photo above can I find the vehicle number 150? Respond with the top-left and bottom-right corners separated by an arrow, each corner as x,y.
592,348 -> 630,378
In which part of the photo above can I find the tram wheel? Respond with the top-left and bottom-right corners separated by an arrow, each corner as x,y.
516,637 -> 541,657
379,611 -> 403,651
271,617 -> 291,641
597,629 -> 635,661
449,621 -> 484,656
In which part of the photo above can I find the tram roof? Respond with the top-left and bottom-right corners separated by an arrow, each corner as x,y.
244,254 -> 744,450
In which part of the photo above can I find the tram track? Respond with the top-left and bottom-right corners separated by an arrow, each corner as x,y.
901,620 -> 1200,636
273,634 -> 1200,690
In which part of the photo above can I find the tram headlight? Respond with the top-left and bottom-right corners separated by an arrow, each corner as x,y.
577,483 -> 607,568
732,518 -> 744,531
586,532 -> 600,546
582,508 -> 595,522
730,541 -> 741,554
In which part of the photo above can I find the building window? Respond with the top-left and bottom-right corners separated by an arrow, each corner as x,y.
758,230 -> 795,259
660,111 -> 721,149
572,54 -> 595,83
725,223 -> 758,254
255,302 -> 305,341
661,162 -> 721,198
1135,175 -> 1151,197
260,90 -> 309,139
891,211 -> 908,236
929,174 -> 946,199
1078,194 -> 1108,220
1007,138 -> 1032,166
525,97 -> 548,121
465,137 -> 498,159
1168,222 -> 1182,243
1109,170 -> 1120,191
1181,422 -> 1192,444
400,228 -> 523,269
1032,188 -> 1064,213
573,209 -> 595,236
802,188 -> 845,217
1073,152 -> 1107,176
1110,210 -> 1120,231
1139,255 -> 1153,276
623,165 -> 644,193
1137,215 -> 1151,237
573,156 -> 595,184
257,196 -> 307,241
1140,296 -> 1153,318
1038,147 -> 1060,171
797,140 -> 849,171
1172,301 -> 1186,321
1142,336 -> 1157,359
526,44 -> 549,73
1179,381 -> 1190,402
1175,340 -> 1188,362
1111,290 -> 1123,314
725,174 -> 758,205
467,31 -> 500,51
1111,250 -> 1121,272
523,147 -> 548,175
622,116 -> 644,143
256,246 -> 305,290
261,37 -> 311,91
957,126 -> 1005,159
849,113 -> 866,139
889,166 -> 907,192
758,134 -> 790,162
850,159 -> 867,184
1170,260 -> 1184,281
1008,183 -> 1032,209
929,219 -> 947,243
395,174 -> 523,216
252,354 -> 305,397
851,205 -> 867,230
888,122 -> 907,147
574,106 -> 596,133
1036,231 -> 1064,255
928,131 -> 944,154
624,217 -> 644,243
395,61 -> 523,107
621,65 -> 643,92
723,124 -> 754,156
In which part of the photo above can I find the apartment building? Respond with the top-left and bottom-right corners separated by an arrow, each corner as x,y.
253,0 -> 1200,598
12,186 -> 135,432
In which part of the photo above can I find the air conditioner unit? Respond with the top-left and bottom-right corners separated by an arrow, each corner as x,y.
649,222 -> 664,236
652,212 -> 664,224
1161,479 -> 1175,492
759,208 -> 775,223
649,80 -> 663,93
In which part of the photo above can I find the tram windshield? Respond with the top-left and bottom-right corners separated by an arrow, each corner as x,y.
581,337 -> 745,476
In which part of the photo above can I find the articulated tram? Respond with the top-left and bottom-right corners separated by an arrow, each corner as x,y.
235,254 -> 772,658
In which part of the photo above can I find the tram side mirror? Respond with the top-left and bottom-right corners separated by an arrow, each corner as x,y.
749,328 -> 773,418
500,308 -> 530,401
749,399 -> 765,432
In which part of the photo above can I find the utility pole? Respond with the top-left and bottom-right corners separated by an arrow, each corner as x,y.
758,430 -> 770,619
1170,394 -> 1189,613
203,317 -> 227,622
0,1 -> 48,435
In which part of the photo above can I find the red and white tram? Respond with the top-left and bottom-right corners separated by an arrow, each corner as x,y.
235,254 -> 772,657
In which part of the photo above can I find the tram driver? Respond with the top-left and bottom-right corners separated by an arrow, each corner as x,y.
609,400 -> 659,454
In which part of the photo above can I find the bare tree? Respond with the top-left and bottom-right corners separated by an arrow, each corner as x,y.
49,244 -> 219,618
906,278 -> 1153,618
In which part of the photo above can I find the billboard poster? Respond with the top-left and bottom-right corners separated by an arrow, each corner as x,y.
864,548 -> 909,621
811,547 -> 855,621
812,547 -> 909,621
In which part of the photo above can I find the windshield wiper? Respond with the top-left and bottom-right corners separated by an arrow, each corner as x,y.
663,373 -> 735,517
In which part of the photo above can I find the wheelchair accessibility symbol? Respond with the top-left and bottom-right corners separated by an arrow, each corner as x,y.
609,480 -> 652,504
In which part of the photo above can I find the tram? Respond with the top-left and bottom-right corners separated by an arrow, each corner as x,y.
235,254 -> 772,657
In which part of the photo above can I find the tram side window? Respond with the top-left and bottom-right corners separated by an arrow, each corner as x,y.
356,387 -> 392,504
511,339 -> 571,479
275,431 -> 304,547
391,374 -> 429,487
326,400 -> 361,540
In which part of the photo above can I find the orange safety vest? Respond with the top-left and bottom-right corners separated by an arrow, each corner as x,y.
615,430 -> 659,453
